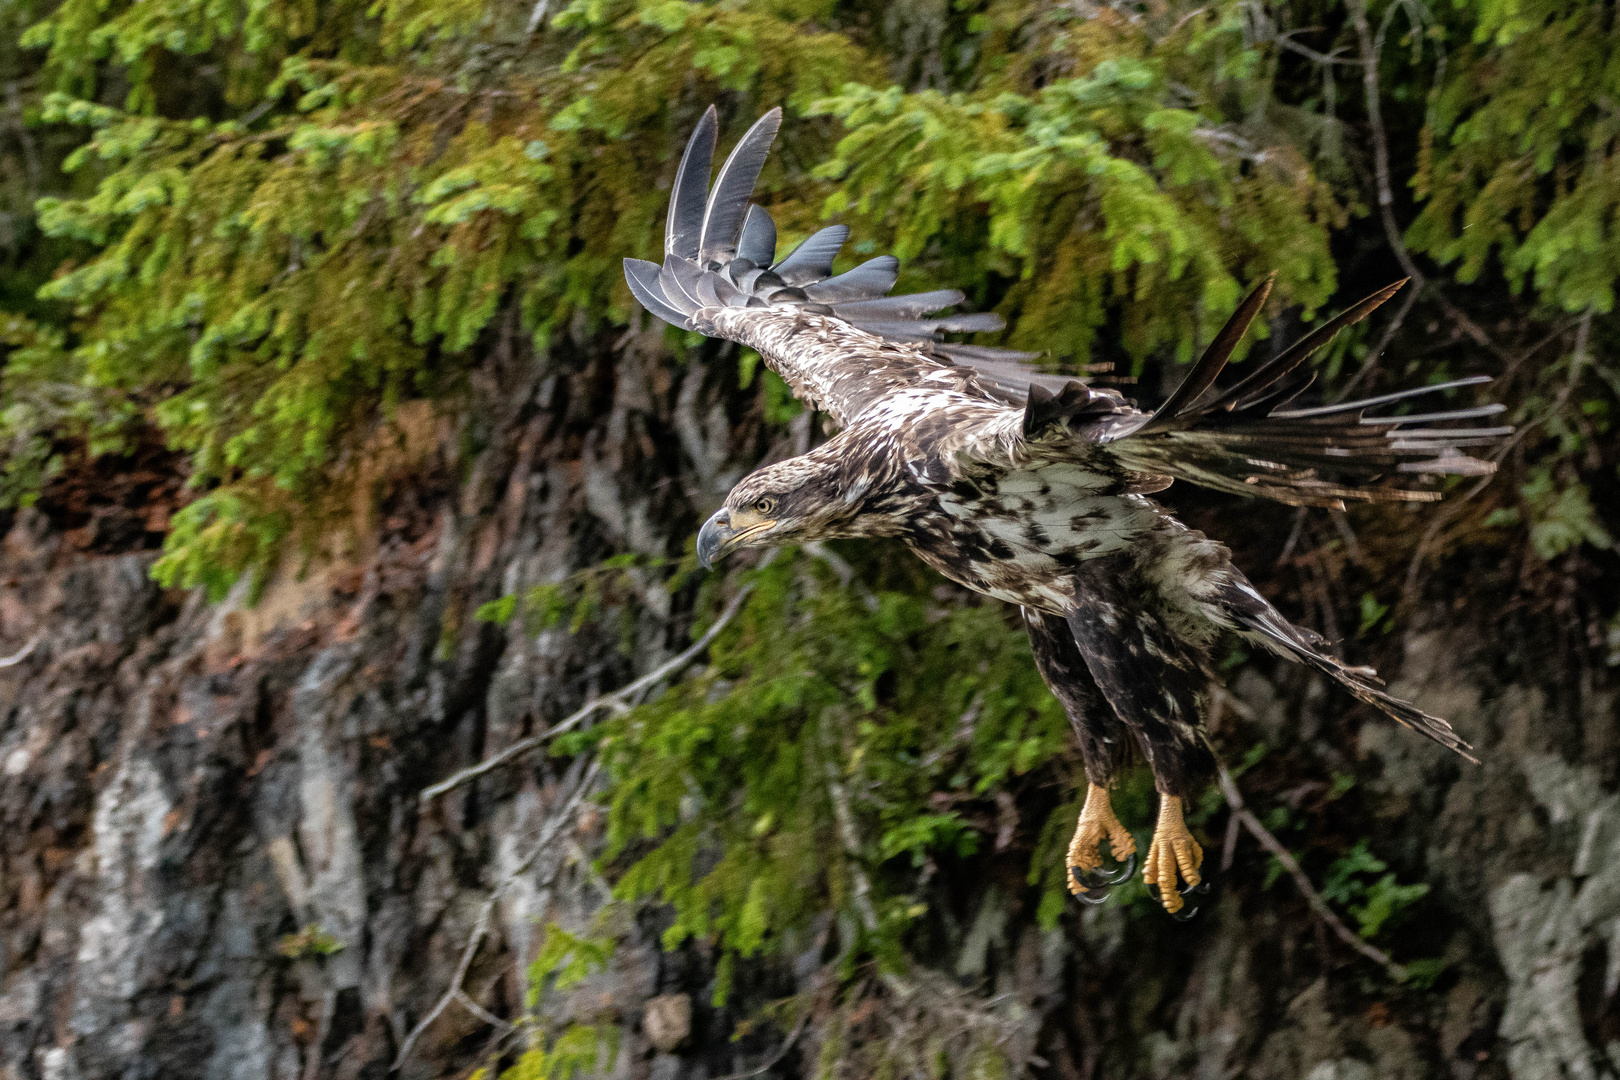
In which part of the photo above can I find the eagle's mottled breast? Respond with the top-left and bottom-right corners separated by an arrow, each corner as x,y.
902,479 -> 1164,613
833,390 -> 1166,614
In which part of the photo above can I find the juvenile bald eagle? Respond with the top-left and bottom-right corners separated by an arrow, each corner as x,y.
624,107 -> 1504,916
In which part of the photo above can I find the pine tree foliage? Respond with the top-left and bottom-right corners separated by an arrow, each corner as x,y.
1410,0 -> 1620,313
508,546 -> 1143,1077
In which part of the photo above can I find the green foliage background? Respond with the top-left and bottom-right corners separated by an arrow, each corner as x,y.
7,0 -> 1615,589
1,0 -> 1617,1073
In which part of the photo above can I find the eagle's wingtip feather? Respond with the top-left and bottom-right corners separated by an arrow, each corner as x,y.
624,257 -> 691,328
1145,274 -> 1276,432
699,109 -> 784,265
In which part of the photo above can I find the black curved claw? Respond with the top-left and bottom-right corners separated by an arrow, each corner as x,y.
1072,847 -> 1139,891
1098,849 -> 1138,887
1149,868 -> 1213,920
1075,884 -> 1111,905
1169,900 -> 1202,922
1069,866 -> 1112,904
1073,867 -> 1111,890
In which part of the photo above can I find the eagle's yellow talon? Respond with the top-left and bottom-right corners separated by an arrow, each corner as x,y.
1066,782 -> 1136,896
1143,795 -> 1203,914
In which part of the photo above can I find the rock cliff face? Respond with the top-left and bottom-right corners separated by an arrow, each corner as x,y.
0,331 -> 1614,1080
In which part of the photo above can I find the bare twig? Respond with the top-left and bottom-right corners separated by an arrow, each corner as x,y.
1399,311 -> 1590,608
1337,0 -> 1426,402
711,1010 -> 812,1080
1565,307 -> 1594,397
0,635 -> 39,669
403,564 -> 775,1068
1329,509 -> 1365,567
1399,433 -> 1523,608
802,541 -> 853,587
1277,506 -> 1308,566
234,97 -> 278,130
1338,0 -> 1511,398
453,988 -> 513,1032
1216,765 -> 1408,980
1221,811 -> 1242,874
1209,690 -> 1252,873
1306,548 -> 1344,657
1275,36 -> 1355,66
420,583 -> 756,801
394,758 -> 602,1070
804,542 -> 880,612
818,717 -> 915,997
393,893 -> 495,1068
823,743 -> 881,936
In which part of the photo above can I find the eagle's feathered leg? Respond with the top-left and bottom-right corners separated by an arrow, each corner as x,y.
1143,795 -> 1205,916
1022,608 -> 1136,900
1064,556 -> 1218,915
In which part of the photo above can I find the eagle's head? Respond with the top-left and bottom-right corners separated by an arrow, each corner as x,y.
697,452 -> 867,569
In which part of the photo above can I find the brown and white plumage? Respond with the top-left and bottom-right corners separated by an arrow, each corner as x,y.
625,107 -> 1505,914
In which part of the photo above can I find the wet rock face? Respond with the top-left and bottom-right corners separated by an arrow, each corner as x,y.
0,335 -> 759,1080
1491,754 -> 1620,1080
0,333 -> 1612,1080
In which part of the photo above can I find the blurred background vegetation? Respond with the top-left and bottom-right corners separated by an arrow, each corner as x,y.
1,0 -> 1617,1076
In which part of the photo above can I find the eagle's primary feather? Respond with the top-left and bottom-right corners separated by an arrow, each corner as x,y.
625,106 -> 1504,914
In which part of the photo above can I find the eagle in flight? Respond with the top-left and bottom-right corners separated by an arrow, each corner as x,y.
624,107 -> 1505,916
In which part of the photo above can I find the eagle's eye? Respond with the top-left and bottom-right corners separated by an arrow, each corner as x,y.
753,497 -> 776,515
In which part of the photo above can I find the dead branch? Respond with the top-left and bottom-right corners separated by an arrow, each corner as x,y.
821,732 -> 882,937
0,636 -> 39,668
710,1009 -> 812,1080
1337,0 -> 1509,398
1277,507 -> 1308,566
1216,764 -> 1409,981
393,757 -> 602,1070
420,583 -> 756,802
1338,0 -> 1425,401
818,716 -> 917,998
1400,311 -> 1590,608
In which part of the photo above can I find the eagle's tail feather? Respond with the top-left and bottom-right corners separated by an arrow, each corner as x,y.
1216,579 -> 1478,762
624,105 -> 1041,388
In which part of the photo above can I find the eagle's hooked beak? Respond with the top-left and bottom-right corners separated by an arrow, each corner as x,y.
697,507 -> 776,570
697,510 -> 733,570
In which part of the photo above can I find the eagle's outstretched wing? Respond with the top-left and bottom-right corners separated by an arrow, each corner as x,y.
1055,276 -> 1510,508
624,108 -> 1507,507
623,106 -> 1065,427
